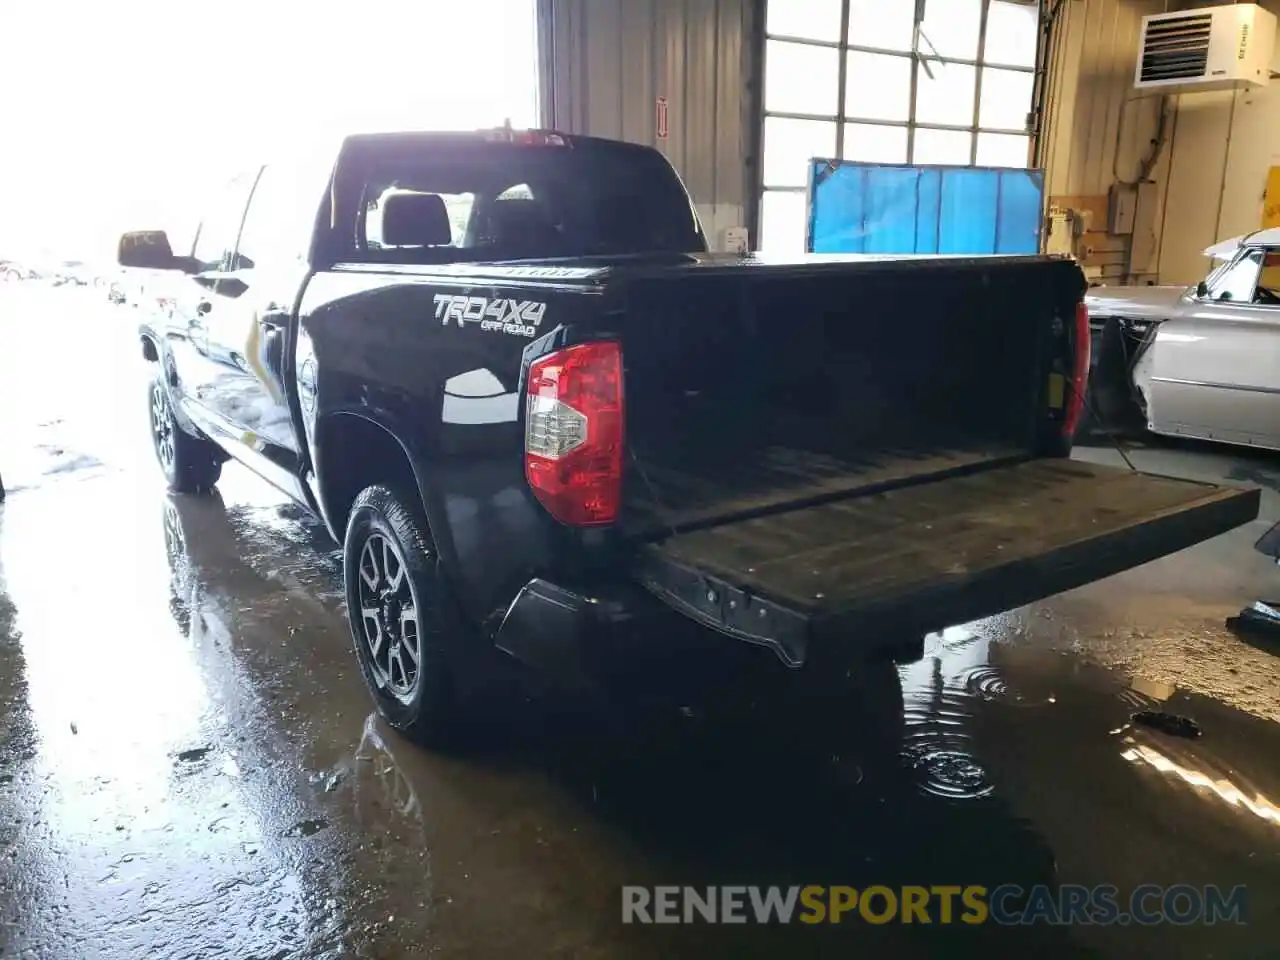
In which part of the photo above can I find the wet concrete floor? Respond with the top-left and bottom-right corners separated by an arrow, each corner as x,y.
2,283 -> 1280,958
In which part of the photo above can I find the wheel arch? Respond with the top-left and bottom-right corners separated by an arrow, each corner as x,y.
313,411 -> 438,548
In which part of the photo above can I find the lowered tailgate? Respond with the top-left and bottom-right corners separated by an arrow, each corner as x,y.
636,460 -> 1260,666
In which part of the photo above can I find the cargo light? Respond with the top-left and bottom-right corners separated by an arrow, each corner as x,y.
525,341 -> 624,526
1063,300 -> 1091,438
481,126 -> 569,147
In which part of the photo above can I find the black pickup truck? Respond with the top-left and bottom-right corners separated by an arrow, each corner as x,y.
119,128 -> 1259,744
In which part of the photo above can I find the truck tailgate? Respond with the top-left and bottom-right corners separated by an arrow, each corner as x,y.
636,460 -> 1260,666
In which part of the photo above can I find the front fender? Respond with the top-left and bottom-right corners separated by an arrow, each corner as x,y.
141,322 -> 205,440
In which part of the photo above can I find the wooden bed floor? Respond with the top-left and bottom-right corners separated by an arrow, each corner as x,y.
643,459 -> 1247,614
623,442 -> 1024,534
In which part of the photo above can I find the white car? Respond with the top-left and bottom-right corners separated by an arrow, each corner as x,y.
1085,229 -> 1280,452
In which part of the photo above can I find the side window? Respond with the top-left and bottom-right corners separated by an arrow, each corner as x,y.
1204,249 -> 1262,303
236,163 -> 325,271
190,172 -> 256,273
1253,250 -> 1280,305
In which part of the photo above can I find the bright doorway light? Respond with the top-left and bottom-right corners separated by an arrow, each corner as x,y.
0,0 -> 539,262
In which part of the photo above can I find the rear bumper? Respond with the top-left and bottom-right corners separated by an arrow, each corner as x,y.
497,467 -> 1261,678
492,578 -> 706,690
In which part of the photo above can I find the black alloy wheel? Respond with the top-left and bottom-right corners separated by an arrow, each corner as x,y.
344,484 -> 467,745
355,530 -> 422,703
147,373 -> 223,493
150,379 -> 176,475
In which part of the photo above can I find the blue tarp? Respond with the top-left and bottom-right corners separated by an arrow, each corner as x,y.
807,160 -> 1044,255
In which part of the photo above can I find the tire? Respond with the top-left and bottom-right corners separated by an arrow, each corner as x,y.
148,373 -> 223,493
343,484 -> 464,746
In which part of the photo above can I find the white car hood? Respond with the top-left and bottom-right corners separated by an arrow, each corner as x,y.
1085,284 -> 1192,321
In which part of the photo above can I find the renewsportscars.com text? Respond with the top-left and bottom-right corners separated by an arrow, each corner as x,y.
621,884 -> 1247,926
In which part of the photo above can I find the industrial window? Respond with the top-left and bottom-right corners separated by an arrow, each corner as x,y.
760,0 -> 1040,252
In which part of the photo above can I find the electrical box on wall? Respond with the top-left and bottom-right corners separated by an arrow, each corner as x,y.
1108,184 -> 1138,235
722,226 -> 749,254
1134,4 -> 1276,94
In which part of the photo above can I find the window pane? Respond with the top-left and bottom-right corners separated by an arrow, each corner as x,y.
191,173 -> 256,272
353,144 -> 705,260
915,62 -> 976,125
843,123 -> 909,163
1206,250 -> 1261,302
1257,252 -> 1280,301
979,67 -> 1034,130
365,190 -> 474,249
763,116 -> 836,188
767,0 -> 842,43
848,0 -> 914,52
976,132 -> 1029,168
985,0 -> 1039,67
237,164 -> 326,270
765,40 -> 839,115
845,51 -> 912,122
920,0 -> 981,60
760,190 -> 808,253
913,128 -> 973,166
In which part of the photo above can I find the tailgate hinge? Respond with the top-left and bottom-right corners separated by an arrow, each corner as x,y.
636,553 -> 810,667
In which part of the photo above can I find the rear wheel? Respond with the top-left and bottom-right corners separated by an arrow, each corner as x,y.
344,485 -> 465,746
148,373 -> 223,493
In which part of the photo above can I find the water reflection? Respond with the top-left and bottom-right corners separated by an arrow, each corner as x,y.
1121,741 -> 1280,828
7,487 -> 211,840
352,712 -> 427,840
0,479 -> 332,958
900,627 -> 995,799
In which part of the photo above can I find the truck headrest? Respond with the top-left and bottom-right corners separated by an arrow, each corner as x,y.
381,192 -> 452,247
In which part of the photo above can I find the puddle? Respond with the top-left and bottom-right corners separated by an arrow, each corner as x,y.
898,629 -> 999,800
349,714 -> 425,833
1228,463 -> 1280,492
283,818 -> 330,839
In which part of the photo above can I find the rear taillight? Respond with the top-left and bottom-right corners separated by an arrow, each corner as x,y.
525,341 -> 624,526
1063,300 -> 1091,438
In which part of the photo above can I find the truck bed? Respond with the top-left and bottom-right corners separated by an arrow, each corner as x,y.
636,459 -> 1260,666
616,255 -> 1079,538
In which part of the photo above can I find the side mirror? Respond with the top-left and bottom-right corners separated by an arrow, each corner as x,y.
1195,280 -> 1209,298
118,230 -> 183,271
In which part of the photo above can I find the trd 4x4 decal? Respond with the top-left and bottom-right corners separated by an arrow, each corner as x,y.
433,294 -> 547,338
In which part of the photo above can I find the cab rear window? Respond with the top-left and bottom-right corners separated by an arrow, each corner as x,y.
339,137 -> 704,264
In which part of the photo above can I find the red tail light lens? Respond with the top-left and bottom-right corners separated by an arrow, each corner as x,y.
525,341 -> 624,526
1063,300 -> 1091,438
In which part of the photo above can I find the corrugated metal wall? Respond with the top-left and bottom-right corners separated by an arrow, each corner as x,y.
1041,0 -> 1170,283
537,0 -> 757,249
